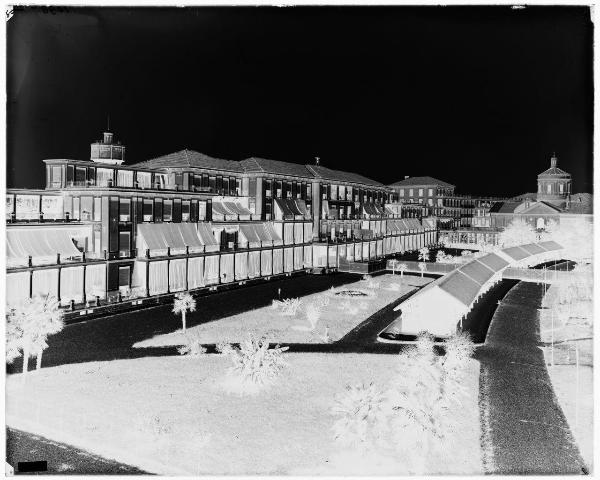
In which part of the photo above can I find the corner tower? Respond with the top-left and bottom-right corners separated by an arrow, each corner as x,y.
90,130 -> 125,165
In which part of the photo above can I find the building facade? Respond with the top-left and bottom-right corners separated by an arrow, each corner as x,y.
6,131 -> 437,312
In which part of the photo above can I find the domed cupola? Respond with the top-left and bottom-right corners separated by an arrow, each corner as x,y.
536,153 -> 571,206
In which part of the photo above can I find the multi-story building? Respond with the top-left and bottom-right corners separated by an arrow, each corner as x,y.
6,130 -> 437,313
388,176 -> 506,228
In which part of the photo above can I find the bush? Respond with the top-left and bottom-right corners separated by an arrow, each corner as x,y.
223,335 -> 289,395
177,330 -> 207,357
272,298 -> 302,316
332,382 -> 387,447
215,341 -> 234,355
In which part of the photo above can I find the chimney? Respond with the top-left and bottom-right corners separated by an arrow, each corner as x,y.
550,152 -> 558,168
404,175 -> 409,180
315,156 -> 320,166
103,131 -> 114,144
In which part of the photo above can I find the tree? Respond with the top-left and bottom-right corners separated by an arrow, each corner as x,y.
389,259 -> 399,275
418,262 -> 427,278
497,218 -> 537,248
172,292 -> 196,333
397,263 -> 408,281
418,247 -> 430,262
6,295 -> 64,378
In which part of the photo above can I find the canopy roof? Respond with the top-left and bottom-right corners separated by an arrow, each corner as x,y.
137,223 -> 211,251
7,228 -> 82,259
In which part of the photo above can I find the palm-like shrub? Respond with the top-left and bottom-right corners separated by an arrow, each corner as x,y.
224,335 -> 289,395
330,331 -> 476,473
332,383 -> 387,447
418,247 -> 430,262
6,295 -> 64,376
418,262 -> 427,277
172,292 -> 196,333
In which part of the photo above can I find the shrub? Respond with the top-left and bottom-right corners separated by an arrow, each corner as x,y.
332,383 -> 387,447
272,298 -> 302,316
215,341 -> 234,356
223,335 -> 289,395
305,304 -> 322,330
177,330 -> 207,357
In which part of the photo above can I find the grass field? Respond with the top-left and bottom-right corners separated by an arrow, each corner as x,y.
6,352 -> 483,475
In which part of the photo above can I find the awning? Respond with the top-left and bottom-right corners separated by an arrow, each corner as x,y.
263,222 -> 283,243
223,202 -> 252,217
197,223 -> 220,247
211,202 -> 230,217
240,224 -> 261,244
385,206 -> 395,216
294,199 -> 310,217
274,198 -> 296,218
287,199 -> 303,216
7,228 -> 82,260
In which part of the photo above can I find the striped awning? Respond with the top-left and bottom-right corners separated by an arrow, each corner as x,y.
7,228 -> 82,260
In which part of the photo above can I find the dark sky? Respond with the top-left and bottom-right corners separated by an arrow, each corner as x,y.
7,6 -> 594,196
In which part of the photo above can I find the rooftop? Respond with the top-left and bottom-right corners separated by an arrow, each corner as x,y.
131,149 -> 244,173
305,164 -> 384,187
389,176 -> 455,188
241,157 -> 313,179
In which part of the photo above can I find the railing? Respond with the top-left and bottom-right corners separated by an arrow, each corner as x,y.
386,260 -> 458,275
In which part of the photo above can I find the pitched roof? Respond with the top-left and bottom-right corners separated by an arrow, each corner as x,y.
389,176 -> 455,188
537,166 -> 570,177
489,201 -> 523,214
566,193 -> 593,214
511,192 -> 538,201
241,157 -> 313,178
305,165 -> 384,187
131,149 -> 244,172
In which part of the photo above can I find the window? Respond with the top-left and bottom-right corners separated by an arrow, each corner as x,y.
428,188 -> 433,196
236,179 -> 241,196
331,185 -> 338,201
117,170 -> 133,188
51,166 -> 62,187
409,189 -> 413,197
143,199 -> 153,222
265,179 -> 273,197
163,200 -> 173,221
118,265 -> 131,290
137,172 -> 152,189
94,198 -> 102,221
307,184 -> 312,198
75,167 -> 86,184
119,198 -> 131,221
547,184 -> 552,194
119,232 -> 130,257
81,197 -> 93,220
72,197 -> 80,220
198,201 -> 207,221
559,183 -> 564,194
96,168 -> 113,187
209,176 -> 216,193
182,200 -> 190,221
428,198 -> 433,206
418,189 -> 423,197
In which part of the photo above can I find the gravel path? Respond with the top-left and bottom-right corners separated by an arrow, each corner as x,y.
477,281 -> 586,474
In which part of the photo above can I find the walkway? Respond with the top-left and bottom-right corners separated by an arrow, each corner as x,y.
6,428 -> 147,475
477,281 -> 586,474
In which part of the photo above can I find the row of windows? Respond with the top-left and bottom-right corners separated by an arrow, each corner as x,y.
6,194 -> 209,222
49,165 -> 242,195
49,164 -> 391,201
398,187 -> 435,198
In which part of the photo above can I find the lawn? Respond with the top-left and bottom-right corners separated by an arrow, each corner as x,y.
6,351 -> 483,475
133,273 -> 432,349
